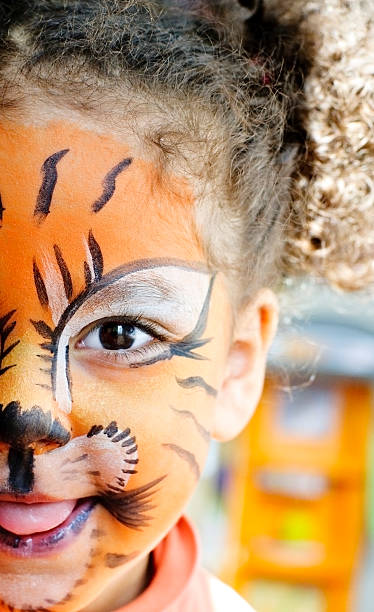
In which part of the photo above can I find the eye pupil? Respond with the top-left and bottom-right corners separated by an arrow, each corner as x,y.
99,322 -> 136,350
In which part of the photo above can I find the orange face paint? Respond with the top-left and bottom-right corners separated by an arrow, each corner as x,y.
0,117 -> 232,611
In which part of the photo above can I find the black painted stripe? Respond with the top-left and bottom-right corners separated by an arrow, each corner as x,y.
0,311 -> 18,378
170,405 -> 210,442
92,158 -> 132,213
162,443 -> 200,479
1,340 -> 20,360
87,425 -> 103,437
0,193 -> 5,226
176,375 -> 217,397
112,428 -> 131,443
34,149 -> 69,221
33,260 -> 49,308
8,447 -> 34,494
30,319 -> 54,340
88,230 -> 104,280
36,383 -> 53,391
54,245 -> 73,300
84,260 -> 92,288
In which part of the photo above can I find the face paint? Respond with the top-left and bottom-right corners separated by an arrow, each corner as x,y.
0,116 -> 232,611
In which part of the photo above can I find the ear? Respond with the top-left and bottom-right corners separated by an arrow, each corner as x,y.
211,288 -> 278,442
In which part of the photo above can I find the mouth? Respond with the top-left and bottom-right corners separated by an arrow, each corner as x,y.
0,497 -> 97,557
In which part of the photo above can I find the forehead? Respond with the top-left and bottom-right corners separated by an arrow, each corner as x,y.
0,118 -> 201,268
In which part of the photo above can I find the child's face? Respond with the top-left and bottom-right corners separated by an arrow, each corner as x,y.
0,116 -> 233,610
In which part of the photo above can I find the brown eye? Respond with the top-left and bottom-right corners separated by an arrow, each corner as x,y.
78,320 -> 153,352
99,322 -> 136,350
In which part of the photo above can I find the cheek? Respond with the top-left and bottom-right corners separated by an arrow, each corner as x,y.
69,357 -> 219,526
70,359 -> 215,470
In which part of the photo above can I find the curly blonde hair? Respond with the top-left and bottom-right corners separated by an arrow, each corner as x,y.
271,0 -> 374,292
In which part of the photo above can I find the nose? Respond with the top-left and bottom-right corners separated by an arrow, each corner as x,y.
0,401 -> 71,494
0,401 -> 71,448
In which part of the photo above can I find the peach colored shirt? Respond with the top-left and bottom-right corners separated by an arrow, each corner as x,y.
115,517 -> 254,612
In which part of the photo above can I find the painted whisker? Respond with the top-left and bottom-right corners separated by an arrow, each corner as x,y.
170,406 -> 210,442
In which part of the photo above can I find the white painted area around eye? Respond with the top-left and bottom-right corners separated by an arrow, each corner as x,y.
54,265 -> 211,414
61,266 -> 210,339
55,330 -> 72,414
41,255 -> 69,326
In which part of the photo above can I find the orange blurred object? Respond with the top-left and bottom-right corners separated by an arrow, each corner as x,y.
224,377 -> 371,612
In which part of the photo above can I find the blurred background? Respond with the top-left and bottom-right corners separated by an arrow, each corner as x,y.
188,280 -> 374,612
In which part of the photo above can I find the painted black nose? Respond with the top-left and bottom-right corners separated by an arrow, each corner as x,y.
0,401 -> 70,447
0,401 -> 70,494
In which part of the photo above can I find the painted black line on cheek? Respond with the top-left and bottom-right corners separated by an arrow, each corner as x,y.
37,354 -> 53,363
31,321 -> 58,400
40,367 -> 52,375
39,342 -> 55,352
84,260 -> 92,289
8,447 -> 34,494
34,149 -> 69,222
170,406 -> 211,442
88,230 -> 104,280
54,244 -> 73,300
91,528 -> 105,538
162,443 -> 201,479
112,428 -> 130,442
126,445 -> 138,455
101,476 -> 166,530
105,551 -> 138,568
36,383 -> 53,391
168,275 -> 216,362
103,421 -> 118,437
0,194 -> 5,227
91,158 -> 132,213
0,311 -> 20,377
33,260 -> 49,308
30,319 -> 54,340
121,436 -> 136,448
170,338 -> 210,361
70,453 -> 88,463
176,375 -> 218,397
87,424 -> 104,437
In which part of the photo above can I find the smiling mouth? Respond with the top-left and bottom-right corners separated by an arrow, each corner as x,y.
0,498 -> 97,557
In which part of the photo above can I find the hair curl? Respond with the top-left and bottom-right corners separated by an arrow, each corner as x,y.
269,0 -> 374,292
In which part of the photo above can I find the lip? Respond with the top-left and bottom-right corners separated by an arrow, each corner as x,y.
0,493 -> 67,504
0,497 -> 97,558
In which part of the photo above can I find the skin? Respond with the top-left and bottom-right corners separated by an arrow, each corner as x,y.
0,111 -> 278,612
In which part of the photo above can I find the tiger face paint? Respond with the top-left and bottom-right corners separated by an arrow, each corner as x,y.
0,117 -> 232,611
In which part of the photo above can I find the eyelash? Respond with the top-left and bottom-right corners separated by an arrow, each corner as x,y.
73,315 -> 172,368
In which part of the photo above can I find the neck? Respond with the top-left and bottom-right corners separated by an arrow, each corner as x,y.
81,553 -> 152,612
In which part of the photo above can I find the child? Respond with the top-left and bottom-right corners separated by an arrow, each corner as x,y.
0,0 -> 371,610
